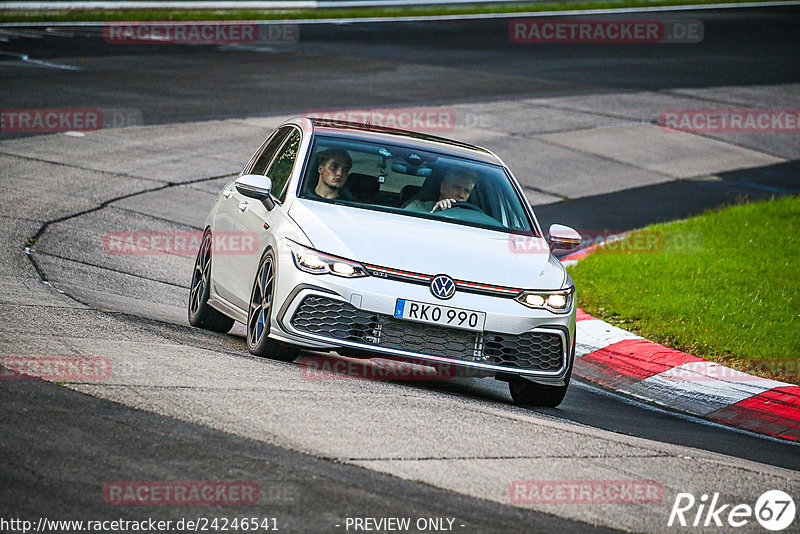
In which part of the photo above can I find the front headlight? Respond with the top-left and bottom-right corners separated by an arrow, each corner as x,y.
516,286 -> 574,313
289,241 -> 368,278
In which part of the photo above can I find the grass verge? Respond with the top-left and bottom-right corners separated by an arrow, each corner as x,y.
567,196 -> 800,384
0,0 -> 795,23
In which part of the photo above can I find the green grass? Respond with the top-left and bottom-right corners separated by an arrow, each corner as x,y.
568,196 -> 800,384
1,0 -> 792,23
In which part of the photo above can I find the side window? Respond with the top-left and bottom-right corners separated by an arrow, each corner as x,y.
249,127 -> 290,176
265,129 -> 301,202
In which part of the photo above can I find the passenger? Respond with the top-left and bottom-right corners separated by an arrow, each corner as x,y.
405,168 -> 478,213
308,148 -> 353,200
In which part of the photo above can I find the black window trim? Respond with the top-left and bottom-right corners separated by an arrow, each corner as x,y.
243,127 -> 290,176
245,125 -> 303,206
268,126 -> 303,204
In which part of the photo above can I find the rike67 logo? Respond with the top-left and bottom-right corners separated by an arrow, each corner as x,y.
668,490 -> 795,531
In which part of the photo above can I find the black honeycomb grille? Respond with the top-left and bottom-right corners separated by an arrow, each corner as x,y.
379,317 -> 479,359
289,294 -> 380,344
290,295 -> 564,372
483,332 -> 563,371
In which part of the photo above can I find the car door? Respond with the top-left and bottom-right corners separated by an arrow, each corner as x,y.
219,127 -> 303,310
212,127 -> 291,305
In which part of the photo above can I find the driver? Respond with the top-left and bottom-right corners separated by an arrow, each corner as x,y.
307,148 -> 353,200
405,168 -> 478,213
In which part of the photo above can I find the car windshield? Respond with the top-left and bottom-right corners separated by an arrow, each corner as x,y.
298,136 -> 535,235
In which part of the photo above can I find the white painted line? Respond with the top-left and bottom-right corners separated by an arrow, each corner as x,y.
0,50 -> 80,69
575,318 -> 642,357
622,362 -> 787,416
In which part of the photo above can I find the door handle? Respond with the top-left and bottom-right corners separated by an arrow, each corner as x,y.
238,201 -> 248,213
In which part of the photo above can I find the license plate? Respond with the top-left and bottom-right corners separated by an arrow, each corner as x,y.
393,299 -> 486,332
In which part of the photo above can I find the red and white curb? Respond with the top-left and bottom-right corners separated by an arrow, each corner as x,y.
561,252 -> 800,441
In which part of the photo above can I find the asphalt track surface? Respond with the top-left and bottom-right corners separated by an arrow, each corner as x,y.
1,7 -> 800,128
1,6 -> 800,533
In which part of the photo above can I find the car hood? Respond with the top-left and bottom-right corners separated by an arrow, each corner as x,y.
288,200 -> 565,289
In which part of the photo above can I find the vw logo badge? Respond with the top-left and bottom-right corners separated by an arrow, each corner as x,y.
430,274 -> 456,300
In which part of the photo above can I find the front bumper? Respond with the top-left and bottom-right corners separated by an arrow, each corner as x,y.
268,250 -> 576,384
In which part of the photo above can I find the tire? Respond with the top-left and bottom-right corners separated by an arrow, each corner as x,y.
509,376 -> 569,408
246,249 -> 298,362
188,230 -> 235,333
508,336 -> 575,408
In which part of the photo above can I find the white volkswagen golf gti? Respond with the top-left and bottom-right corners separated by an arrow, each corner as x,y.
189,118 -> 581,407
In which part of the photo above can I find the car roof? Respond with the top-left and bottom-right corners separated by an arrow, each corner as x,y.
293,117 -> 503,166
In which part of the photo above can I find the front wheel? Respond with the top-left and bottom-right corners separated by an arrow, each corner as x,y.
246,249 -> 298,362
509,337 -> 574,408
188,230 -> 235,333
508,376 -> 569,408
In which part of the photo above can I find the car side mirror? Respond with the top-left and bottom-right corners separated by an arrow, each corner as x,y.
547,224 -> 581,251
235,174 -> 275,210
